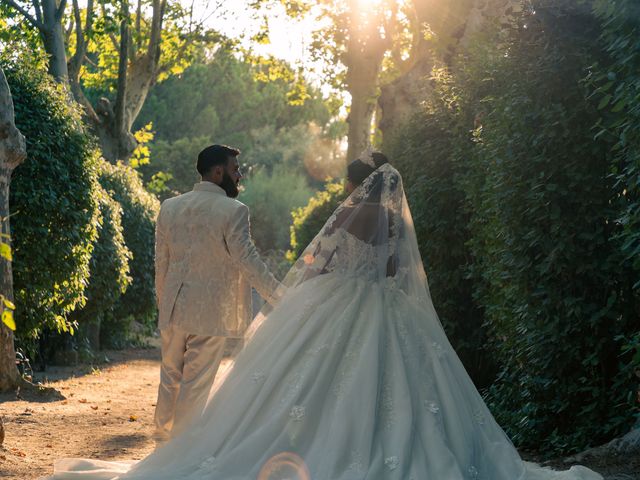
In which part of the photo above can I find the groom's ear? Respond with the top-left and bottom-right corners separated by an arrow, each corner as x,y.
211,163 -> 224,179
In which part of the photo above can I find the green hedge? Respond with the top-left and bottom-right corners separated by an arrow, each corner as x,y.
287,181 -> 346,262
464,5 -> 638,453
3,56 -> 100,358
384,68 -> 494,389
381,2 -> 639,454
74,184 -> 132,350
99,161 -> 159,347
590,0 -> 640,431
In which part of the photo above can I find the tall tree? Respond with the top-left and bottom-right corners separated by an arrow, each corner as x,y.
308,0 -> 412,161
1,0 -> 219,161
255,1 -> 523,156
253,0 -> 425,160
0,67 -> 25,392
67,0 -> 171,161
341,0 -> 389,161
2,0 -> 68,81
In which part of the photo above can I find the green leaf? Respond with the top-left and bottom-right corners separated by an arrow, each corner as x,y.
611,98 -> 626,112
598,94 -> 612,109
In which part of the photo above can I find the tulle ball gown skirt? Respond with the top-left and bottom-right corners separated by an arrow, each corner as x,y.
49,274 -> 603,480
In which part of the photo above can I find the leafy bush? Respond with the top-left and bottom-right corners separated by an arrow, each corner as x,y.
99,161 -> 159,347
240,165 -> 313,254
3,55 -> 100,358
461,4 -> 639,453
384,68 -> 494,389
381,1 -> 639,454
74,185 -> 132,350
590,0 -> 640,292
590,0 -> 640,426
287,181 -> 346,262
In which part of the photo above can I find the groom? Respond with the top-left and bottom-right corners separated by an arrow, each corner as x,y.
153,144 -> 281,442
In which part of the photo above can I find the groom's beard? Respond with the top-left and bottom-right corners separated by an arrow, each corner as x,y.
221,171 -> 239,198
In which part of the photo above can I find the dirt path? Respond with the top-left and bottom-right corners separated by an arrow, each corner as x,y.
0,346 -> 637,480
0,344 -> 233,480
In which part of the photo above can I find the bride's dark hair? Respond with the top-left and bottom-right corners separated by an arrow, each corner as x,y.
347,151 -> 390,186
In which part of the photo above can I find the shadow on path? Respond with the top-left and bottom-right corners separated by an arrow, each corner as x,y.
98,433 -> 151,459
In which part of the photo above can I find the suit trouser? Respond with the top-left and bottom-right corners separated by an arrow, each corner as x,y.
154,324 -> 226,441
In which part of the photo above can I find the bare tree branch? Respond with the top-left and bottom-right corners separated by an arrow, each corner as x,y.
64,9 -> 74,44
32,0 -> 42,24
97,0 -> 120,51
135,0 -> 141,50
70,78 -> 99,124
2,0 -> 44,30
189,0 -> 224,31
147,0 -> 166,59
54,0 -> 67,21
84,0 -> 94,37
68,0 -> 84,79
114,0 -> 129,150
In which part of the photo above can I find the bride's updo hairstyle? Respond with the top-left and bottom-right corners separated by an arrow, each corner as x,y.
347,150 -> 390,187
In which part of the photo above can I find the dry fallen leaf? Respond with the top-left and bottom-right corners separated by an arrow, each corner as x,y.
78,399 -> 88,404
11,448 -> 26,457
129,415 -> 137,422
90,405 -> 99,410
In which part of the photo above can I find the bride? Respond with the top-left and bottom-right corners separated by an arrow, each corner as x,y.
48,151 -> 602,480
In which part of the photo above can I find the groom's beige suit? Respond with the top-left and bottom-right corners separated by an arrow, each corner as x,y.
154,181 -> 280,440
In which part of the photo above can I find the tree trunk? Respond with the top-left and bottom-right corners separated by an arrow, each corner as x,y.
41,0 -> 69,83
344,0 -> 387,163
74,0 -> 165,163
378,54 -> 434,145
124,55 -> 156,133
346,68 -> 382,163
0,68 -> 26,392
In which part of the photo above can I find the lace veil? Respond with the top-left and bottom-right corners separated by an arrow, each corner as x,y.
238,163 -> 433,350
288,163 -> 425,288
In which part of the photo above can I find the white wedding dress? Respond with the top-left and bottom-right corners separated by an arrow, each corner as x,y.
49,164 -> 602,480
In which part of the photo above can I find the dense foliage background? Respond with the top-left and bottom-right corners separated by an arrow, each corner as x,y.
382,1 -> 640,454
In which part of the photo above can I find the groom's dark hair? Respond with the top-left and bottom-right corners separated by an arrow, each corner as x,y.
197,144 -> 241,176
